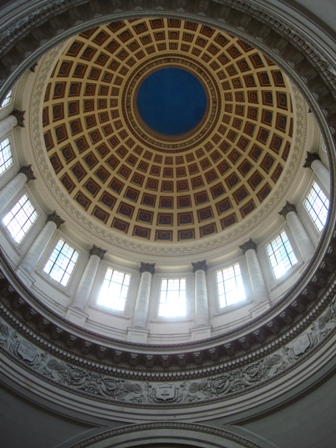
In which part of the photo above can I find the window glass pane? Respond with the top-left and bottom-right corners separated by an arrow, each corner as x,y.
2,194 -> 38,243
0,139 -> 13,175
97,268 -> 131,311
304,181 -> 329,231
0,90 -> 12,108
44,239 -> 79,286
266,231 -> 297,279
159,278 -> 186,317
217,263 -> 246,308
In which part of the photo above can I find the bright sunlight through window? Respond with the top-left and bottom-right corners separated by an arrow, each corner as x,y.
159,278 -> 187,317
97,268 -> 130,312
0,139 -> 13,175
266,231 -> 298,279
44,239 -> 79,286
217,263 -> 246,308
304,181 -> 329,231
0,90 -> 12,108
2,194 -> 38,243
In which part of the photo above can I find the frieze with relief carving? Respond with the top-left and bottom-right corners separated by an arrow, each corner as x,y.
1,293 -> 335,406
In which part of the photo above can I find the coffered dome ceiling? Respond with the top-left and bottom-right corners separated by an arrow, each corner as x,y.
42,18 -> 294,243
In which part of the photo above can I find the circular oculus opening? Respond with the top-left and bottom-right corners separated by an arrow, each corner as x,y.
136,67 -> 207,136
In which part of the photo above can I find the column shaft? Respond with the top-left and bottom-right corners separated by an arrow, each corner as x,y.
20,220 -> 57,273
133,271 -> 152,329
311,159 -> 330,195
0,115 -> 17,140
245,249 -> 269,304
0,172 -> 27,215
195,269 -> 210,327
71,254 -> 100,310
286,211 -> 315,262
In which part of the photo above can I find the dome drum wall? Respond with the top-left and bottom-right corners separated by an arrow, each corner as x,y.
0,0 -> 336,438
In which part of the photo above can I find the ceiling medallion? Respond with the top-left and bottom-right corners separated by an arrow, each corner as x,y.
123,54 -> 219,153
136,67 -> 208,138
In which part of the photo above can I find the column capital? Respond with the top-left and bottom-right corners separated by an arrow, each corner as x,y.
239,239 -> 257,254
89,245 -> 106,260
279,201 -> 296,218
18,165 -> 35,181
140,262 -> 155,275
11,110 -> 25,127
303,151 -> 320,168
46,211 -> 65,228
192,260 -> 207,273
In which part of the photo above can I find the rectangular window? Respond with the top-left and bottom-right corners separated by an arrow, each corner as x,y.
43,239 -> 79,286
217,263 -> 246,308
2,194 -> 38,243
159,278 -> 187,317
266,230 -> 298,279
97,268 -> 130,311
0,138 -> 13,175
0,90 -> 12,108
304,181 -> 329,231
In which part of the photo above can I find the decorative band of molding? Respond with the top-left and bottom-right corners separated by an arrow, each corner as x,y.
0,277 -> 335,408
70,422 -> 261,448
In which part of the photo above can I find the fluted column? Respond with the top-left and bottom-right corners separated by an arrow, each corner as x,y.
192,260 -> 210,327
0,165 -> 35,215
239,239 -> 269,304
20,211 -> 65,273
71,246 -> 106,310
304,152 -> 330,195
132,262 -> 155,329
0,110 -> 25,140
279,202 -> 315,262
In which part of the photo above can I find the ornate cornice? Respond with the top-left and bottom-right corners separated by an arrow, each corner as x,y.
46,210 -> 64,228
192,260 -> 207,273
140,262 -> 155,274
239,239 -> 257,255
279,201 -> 297,218
89,245 -> 106,260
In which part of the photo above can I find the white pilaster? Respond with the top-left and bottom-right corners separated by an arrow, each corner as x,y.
20,221 -> 57,273
242,241 -> 269,304
0,115 -> 17,139
280,202 -> 315,263
132,263 -> 155,329
0,166 -> 35,216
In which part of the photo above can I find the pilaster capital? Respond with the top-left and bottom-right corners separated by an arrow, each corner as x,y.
11,110 -> 25,127
46,211 -> 65,228
140,262 -> 155,275
89,245 -> 106,260
192,260 -> 207,273
303,151 -> 320,168
18,165 -> 35,181
239,239 -> 257,254
279,201 -> 296,218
